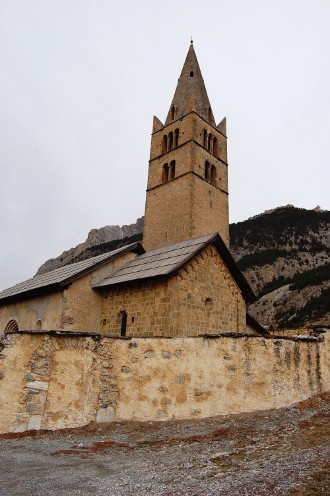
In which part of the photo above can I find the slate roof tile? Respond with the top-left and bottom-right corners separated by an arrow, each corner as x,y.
0,243 -> 142,304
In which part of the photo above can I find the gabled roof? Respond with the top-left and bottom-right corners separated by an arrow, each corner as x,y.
0,242 -> 144,305
165,42 -> 216,126
246,313 -> 269,335
94,233 -> 256,303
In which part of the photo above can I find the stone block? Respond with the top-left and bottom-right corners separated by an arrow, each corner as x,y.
28,415 -> 42,430
96,406 -> 115,423
144,350 -> 155,358
26,380 -> 48,391
24,373 -> 35,381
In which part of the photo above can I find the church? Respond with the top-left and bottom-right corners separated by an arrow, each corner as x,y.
0,44 -> 328,434
0,42 -> 262,337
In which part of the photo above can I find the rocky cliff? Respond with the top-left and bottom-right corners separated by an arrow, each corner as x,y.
37,206 -> 330,329
36,217 -> 144,275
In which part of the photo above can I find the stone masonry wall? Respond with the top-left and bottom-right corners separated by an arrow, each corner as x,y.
0,331 -> 329,434
99,246 -> 247,337
100,280 -> 170,337
168,246 -> 246,335
143,112 -> 229,251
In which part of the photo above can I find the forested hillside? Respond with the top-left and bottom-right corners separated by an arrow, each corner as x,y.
230,206 -> 330,329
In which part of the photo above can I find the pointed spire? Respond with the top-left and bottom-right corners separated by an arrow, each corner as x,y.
165,43 -> 215,126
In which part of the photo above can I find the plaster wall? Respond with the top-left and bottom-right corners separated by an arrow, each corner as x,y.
0,252 -> 139,334
0,293 -> 63,332
0,331 -> 328,434
60,274 -> 101,331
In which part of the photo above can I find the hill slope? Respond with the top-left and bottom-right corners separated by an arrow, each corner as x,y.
230,205 -> 330,329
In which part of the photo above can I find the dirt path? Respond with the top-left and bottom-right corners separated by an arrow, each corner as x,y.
0,394 -> 329,496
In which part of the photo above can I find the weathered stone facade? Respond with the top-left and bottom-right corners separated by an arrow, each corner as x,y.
100,246 -> 246,336
0,250 -> 138,334
0,331 -> 328,433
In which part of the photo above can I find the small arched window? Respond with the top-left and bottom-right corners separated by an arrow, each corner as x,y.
162,163 -> 169,183
162,135 -> 168,154
213,137 -> 218,157
169,131 -> 173,151
35,319 -> 42,330
120,311 -> 127,337
4,319 -> 19,333
174,128 -> 179,148
204,161 -> 210,181
211,165 -> 217,185
169,160 -> 176,180
190,71 -> 194,77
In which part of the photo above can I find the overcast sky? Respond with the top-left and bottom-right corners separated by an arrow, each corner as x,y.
0,0 -> 329,290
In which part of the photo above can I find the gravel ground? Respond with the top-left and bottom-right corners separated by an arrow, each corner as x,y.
0,393 -> 329,496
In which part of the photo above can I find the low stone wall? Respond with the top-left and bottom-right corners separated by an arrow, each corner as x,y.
0,330 -> 329,433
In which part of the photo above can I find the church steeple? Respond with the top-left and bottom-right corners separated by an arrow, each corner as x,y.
143,44 -> 229,251
165,42 -> 216,126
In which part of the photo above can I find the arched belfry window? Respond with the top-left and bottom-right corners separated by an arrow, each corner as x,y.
174,128 -> 179,148
211,165 -> 217,185
209,134 -> 213,154
204,161 -> 210,181
171,105 -> 175,121
213,137 -> 218,157
169,131 -> 173,151
4,319 -> 19,333
162,163 -> 169,183
169,160 -> 176,180
203,129 -> 208,148
162,135 -> 168,154
120,311 -> 127,337
190,71 -> 194,77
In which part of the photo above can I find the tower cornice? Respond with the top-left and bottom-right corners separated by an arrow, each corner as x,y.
152,111 -> 227,139
149,138 -> 228,167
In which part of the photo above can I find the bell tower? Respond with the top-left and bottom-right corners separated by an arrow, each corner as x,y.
143,42 -> 229,251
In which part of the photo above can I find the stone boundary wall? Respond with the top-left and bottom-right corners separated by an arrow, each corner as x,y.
0,330 -> 329,434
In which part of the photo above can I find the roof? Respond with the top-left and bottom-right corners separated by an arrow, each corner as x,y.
94,233 -> 256,303
246,313 -> 269,335
0,242 -> 144,305
164,43 -> 216,126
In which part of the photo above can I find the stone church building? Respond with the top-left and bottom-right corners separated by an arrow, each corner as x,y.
1,44 -> 328,434
0,43 -> 263,337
